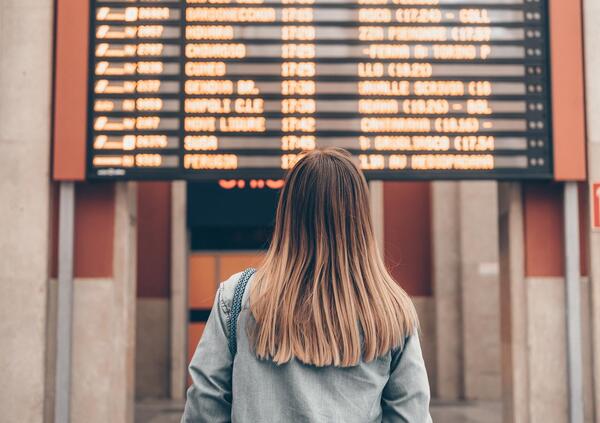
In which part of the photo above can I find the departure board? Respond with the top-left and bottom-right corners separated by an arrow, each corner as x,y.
87,0 -> 552,180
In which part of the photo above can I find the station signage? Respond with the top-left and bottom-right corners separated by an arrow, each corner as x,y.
87,0 -> 552,180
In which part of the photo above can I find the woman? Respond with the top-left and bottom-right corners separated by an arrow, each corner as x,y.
182,148 -> 432,422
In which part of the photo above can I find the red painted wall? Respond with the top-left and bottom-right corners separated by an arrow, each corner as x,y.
74,183 -> 115,277
383,182 -> 432,296
51,183 -> 116,278
523,182 -> 588,277
137,182 -> 172,298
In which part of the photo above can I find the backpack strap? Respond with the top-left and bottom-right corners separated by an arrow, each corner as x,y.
227,268 -> 256,356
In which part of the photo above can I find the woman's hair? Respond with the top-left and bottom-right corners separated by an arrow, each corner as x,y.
249,148 -> 418,367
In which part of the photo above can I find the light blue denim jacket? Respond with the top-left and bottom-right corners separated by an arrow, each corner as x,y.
182,272 -> 433,423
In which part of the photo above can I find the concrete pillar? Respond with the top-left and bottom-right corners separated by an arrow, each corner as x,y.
113,182 -> 138,422
69,182 -> 137,423
583,0 -> 600,419
498,183 -> 529,423
432,181 -> 502,401
135,183 -> 172,399
170,181 -> 188,399
432,181 -> 463,399
498,183 -> 595,423
458,182 -> 501,400
0,0 -> 54,421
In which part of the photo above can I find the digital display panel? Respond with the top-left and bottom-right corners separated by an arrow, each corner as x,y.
87,0 -> 552,180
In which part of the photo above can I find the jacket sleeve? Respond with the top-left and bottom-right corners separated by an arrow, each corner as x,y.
181,283 -> 233,423
381,332 -> 433,423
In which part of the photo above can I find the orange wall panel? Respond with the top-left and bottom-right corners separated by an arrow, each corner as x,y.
218,254 -> 264,281
53,0 -> 89,181
188,253 -> 264,309
383,182 -> 432,296
549,0 -> 587,181
189,255 -> 218,309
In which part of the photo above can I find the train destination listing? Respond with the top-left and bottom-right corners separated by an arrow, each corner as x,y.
87,0 -> 552,180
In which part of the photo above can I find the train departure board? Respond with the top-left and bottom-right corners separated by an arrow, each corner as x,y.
87,0 -> 552,180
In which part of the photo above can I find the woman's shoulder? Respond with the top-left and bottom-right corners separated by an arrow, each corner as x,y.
216,271 -> 247,315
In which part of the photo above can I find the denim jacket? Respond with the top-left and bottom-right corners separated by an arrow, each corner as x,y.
182,272 -> 433,423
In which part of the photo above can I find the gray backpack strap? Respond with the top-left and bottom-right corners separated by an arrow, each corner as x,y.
227,268 -> 256,356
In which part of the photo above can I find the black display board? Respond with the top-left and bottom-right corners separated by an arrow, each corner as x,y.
87,0 -> 552,180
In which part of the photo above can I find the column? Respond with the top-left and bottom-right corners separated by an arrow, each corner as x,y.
432,181 -> 502,401
136,182 -> 172,399
61,182 -> 138,423
497,182 -> 528,422
0,0 -> 54,422
458,181 -> 501,400
498,182 -> 594,423
583,0 -> 600,419
170,181 -> 188,399
431,181 -> 463,400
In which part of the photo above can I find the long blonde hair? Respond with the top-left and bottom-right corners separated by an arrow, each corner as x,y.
249,148 -> 418,367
